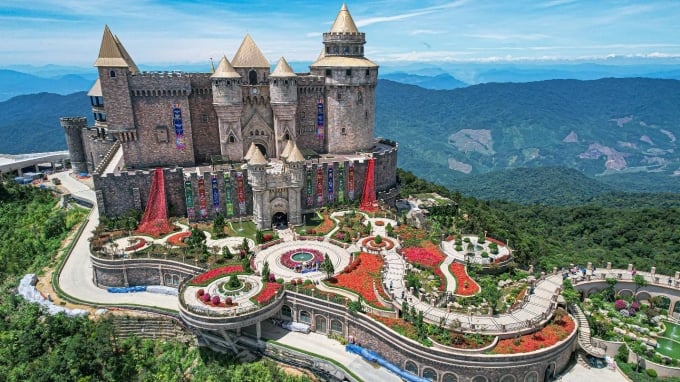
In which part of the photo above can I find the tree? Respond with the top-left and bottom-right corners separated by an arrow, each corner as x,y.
321,253 -> 335,280
213,213 -> 225,238
261,261 -> 270,282
222,245 -> 232,259
633,274 -> 648,292
255,230 -> 264,244
241,237 -> 251,255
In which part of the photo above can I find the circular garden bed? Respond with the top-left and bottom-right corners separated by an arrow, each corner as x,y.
280,248 -> 324,270
362,235 -> 395,251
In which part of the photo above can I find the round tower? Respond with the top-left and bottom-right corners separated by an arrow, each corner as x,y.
246,148 -> 269,229
60,117 -> 89,174
211,55 -> 244,161
270,57 -> 298,157
310,4 -> 378,154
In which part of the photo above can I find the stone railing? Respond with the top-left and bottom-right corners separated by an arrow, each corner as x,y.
94,140 -> 120,174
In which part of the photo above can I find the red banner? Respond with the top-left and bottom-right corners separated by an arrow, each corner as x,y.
197,177 -> 208,219
316,167 -> 324,206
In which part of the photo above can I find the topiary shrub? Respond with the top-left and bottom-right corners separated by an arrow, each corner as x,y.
269,273 -> 276,282
646,368 -> 658,378
211,295 -> 220,305
614,299 -> 627,311
304,279 -> 313,286
481,251 -> 489,258
225,297 -> 233,305
202,293 -> 211,302
631,301 -> 641,310
374,235 -> 382,244
197,288 -> 205,297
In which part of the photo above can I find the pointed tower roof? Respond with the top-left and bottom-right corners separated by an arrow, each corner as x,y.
232,34 -> 270,68
244,142 -> 257,161
287,142 -> 305,163
270,57 -> 296,78
330,4 -> 359,34
94,25 -> 138,69
280,139 -> 293,159
87,79 -> 102,97
114,34 -> 139,73
248,146 -> 268,166
211,55 -> 241,79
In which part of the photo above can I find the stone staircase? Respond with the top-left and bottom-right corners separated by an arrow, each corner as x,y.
111,315 -> 192,341
571,304 -> 606,358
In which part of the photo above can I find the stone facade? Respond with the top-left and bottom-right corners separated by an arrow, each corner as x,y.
63,5 -> 399,228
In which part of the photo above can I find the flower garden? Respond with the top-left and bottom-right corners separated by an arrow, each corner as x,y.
325,252 -> 388,309
279,248 -> 324,270
189,265 -> 244,285
491,309 -> 575,354
251,282 -> 282,305
450,263 -> 480,296
402,241 -> 447,294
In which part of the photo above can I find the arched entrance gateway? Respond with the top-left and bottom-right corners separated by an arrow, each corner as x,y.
272,212 -> 287,229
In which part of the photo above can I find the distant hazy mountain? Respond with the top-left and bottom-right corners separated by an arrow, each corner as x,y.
0,92 -> 90,154
0,70 -> 93,101
375,78 -> 680,194
379,72 -> 467,90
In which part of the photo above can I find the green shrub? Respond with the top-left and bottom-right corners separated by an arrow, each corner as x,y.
646,368 -> 658,378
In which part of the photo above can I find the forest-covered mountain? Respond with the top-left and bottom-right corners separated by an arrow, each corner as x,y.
375,77 -> 680,194
0,69 -> 93,101
0,91 -> 90,154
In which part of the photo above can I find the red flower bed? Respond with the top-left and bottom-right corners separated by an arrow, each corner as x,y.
262,233 -> 274,242
190,265 -> 244,285
167,231 -> 191,246
492,313 -> 575,354
394,225 -> 427,242
327,252 -> 385,307
316,213 -> 335,234
251,282 -> 281,304
403,242 -> 445,269
124,238 -> 147,251
450,263 -> 480,296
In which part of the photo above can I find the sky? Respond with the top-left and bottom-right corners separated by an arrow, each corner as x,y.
1,0 -> 680,67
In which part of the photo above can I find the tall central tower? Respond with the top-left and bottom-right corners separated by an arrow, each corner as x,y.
311,4 -> 378,154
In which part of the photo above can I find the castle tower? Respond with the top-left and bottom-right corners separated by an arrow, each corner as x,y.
246,148 -> 269,229
285,142 -> 305,226
211,55 -> 244,161
232,34 -> 271,85
60,117 -> 88,174
311,4 -> 378,154
269,57 -> 298,157
94,26 -> 138,142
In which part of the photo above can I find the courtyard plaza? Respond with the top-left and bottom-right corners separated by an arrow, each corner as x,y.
48,169 -> 670,381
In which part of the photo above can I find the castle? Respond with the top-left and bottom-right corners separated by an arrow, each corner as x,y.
62,4 -> 399,229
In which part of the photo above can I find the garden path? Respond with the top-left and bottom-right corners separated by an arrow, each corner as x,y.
439,255 -> 457,293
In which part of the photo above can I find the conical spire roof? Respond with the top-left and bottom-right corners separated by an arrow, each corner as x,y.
232,34 -> 270,68
244,142 -> 257,161
114,34 -> 139,73
280,139 -> 293,159
270,57 -> 296,78
248,146 -> 268,166
330,4 -> 359,34
94,25 -> 130,67
287,142 -> 305,163
211,55 -> 241,78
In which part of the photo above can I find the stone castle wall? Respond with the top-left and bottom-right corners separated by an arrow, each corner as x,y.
187,76 -> 220,164
295,78 -> 326,153
80,128 -> 116,173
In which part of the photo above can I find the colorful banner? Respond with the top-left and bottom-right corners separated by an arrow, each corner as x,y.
327,167 -> 334,204
338,164 -> 344,203
236,172 -> 246,215
172,104 -> 186,150
348,164 -> 355,201
211,175 -> 220,213
316,97 -> 324,140
184,178 -> 194,220
224,172 -> 233,216
197,177 -> 208,219
316,167 -> 324,206
306,168 -> 313,207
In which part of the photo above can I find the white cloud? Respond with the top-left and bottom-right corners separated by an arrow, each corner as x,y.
355,0 -> 469,27
538,0 -> 579,8
463,33 -> 549,41
410,29 -> 445,35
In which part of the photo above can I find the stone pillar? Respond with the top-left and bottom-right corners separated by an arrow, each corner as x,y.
651,267 -> 656,277
607,262 -> 612,270
528,265 -> 534,274
256,321 -> 261,339
552,267 -> 557,275
628,264 -> 633,272
587,262 -> 592,270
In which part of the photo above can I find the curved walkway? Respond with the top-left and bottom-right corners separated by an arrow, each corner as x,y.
572,304 -> 606,358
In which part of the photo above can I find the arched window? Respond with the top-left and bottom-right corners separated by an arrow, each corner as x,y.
281,305 -> 292,319
524,372 -> 538,382
443,373 -> 458,382
315,316 -> 327,333
357,91 -> 363,104
255,130 -> 259,136
228,134 -> 236,143
404,361 -> 418,375
500,375 -> 516,382
250,131 -> 254,136
299,310 -> 311,324
422,368 -> 437,381
284,133 -> 290,140
249,70 -> 258,85
109,70 -> 116,78
331,319 -> 343,333
472,377 -> 488,382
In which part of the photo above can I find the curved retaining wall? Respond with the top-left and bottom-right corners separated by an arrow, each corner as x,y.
90,255 -> 204,287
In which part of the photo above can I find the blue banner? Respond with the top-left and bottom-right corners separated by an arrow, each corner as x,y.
172,104 -> 185,150
211,175 -> 220,213
316,97 -> 324,140
327,167 -> 334,204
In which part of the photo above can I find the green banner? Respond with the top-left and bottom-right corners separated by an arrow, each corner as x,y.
184,179 -> 194,220
224,172 -> 233,216
338,164 -> 344,203
306,168 -> 313,207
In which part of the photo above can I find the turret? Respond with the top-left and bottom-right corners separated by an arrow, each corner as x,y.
285,141 -> 305,226
311,4 -> 378,154
270,57 -> 298,157
231,34 -> 270,85
60,117 -> 88,174
212,55 -> 244,161
94,26 -> 138,137
247,147 -> 268,229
